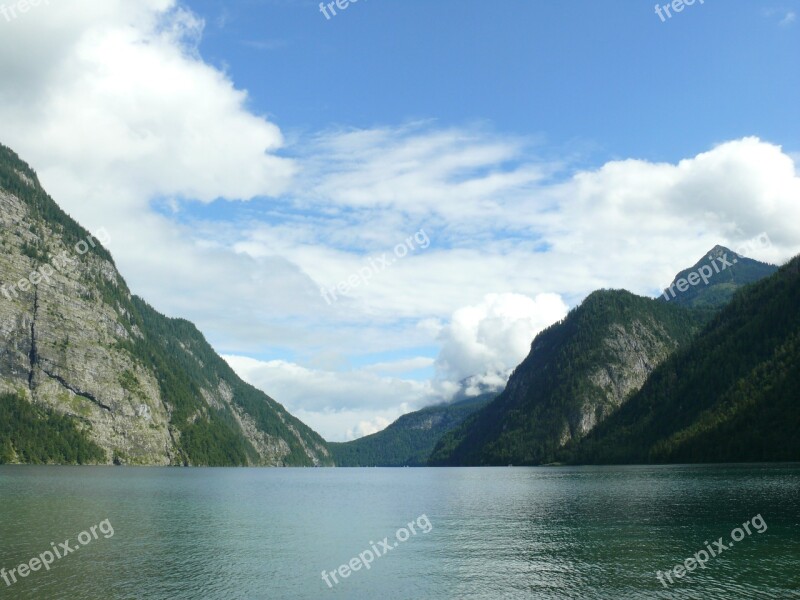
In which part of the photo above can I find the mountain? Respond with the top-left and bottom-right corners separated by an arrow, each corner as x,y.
0,143 -> 332,466
330,393 -> 494,467
565,255 -> 800,464
658,244 -> 777,308
429,290 -> 707,466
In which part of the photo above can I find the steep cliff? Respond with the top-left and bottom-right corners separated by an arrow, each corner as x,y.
0,144 -> 332,466
429,290 -> 706,465
567,255 -> 800,464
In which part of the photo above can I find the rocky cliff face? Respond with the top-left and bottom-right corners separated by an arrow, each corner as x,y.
0,144 -> 332,466
499,309 -> 693,451
568,255 -> 800,465
430,290 -> 707,466
1,187 -> 174,464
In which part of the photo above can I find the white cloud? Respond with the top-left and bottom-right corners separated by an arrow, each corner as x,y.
553,138 -> 800,279
0,0 -> 315,350
763,7 -> 797,27
295,124 -> 554,222
0,1 -> 293,204
435,293 -> 569,386
223,293 -> 569,439
222,355 -> 435,440
1,2 -> 799,441
225,137 -> 800,439
346,417 -> 393,441
363,357 -> 436,376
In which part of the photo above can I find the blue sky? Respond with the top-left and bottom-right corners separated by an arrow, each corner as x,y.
185,0 -> 799,162
1,0 -> 798,440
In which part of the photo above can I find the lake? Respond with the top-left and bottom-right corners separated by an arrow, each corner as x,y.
1,464 -> 798,599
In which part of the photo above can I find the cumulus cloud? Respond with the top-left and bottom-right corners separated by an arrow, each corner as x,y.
0,0 -> 318,349
229,136 -> 799,439
548,137 -> 800,289
221,293 -> 569,439
435,293 -> 569,388
0,1 -> 292,205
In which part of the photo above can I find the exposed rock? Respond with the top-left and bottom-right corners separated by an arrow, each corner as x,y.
0,145 -> 333,466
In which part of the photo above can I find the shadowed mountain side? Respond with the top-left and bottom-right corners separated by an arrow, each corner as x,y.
430,292 -> 707,466
565,254 -> 800,464
331,394 -> 494,467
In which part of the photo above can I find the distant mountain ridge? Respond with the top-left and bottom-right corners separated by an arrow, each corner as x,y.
0,143 -> 332,466
331,394 -> 494,467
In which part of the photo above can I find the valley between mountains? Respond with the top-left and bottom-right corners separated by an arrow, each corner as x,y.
1,143 -> 797,467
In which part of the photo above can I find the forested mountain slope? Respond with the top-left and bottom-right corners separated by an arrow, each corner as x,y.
566,255 -> 800,464
0,143 -> 332,466
430,291 -> 705,466
331,394 -> 493,467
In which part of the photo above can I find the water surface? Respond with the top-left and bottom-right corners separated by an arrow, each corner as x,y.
1,464 -> 798,599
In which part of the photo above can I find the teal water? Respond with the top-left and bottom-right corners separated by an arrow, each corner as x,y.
0,464 -> 798,599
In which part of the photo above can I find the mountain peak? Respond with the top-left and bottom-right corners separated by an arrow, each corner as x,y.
659,245 -> 778,309
707,244 -> 736,258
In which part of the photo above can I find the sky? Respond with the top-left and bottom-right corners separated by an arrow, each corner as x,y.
0,0 -> 798,441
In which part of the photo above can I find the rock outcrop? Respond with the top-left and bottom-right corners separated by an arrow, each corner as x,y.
0,144 -> 332,466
